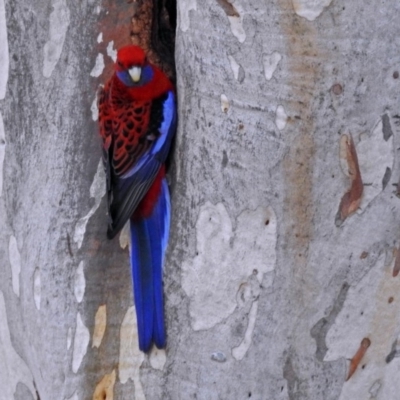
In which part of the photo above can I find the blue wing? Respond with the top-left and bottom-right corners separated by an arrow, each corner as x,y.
107,90 -> 176,239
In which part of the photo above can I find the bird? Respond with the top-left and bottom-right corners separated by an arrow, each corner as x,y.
98,45 -> 176,352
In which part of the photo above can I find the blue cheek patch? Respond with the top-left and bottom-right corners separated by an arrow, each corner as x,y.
117,66 -> 154,87
116,71 -> 134,87
141,65 -> 154,85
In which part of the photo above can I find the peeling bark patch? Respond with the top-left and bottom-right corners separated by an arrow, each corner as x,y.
216,0 -> 240,17
381,114 -> 393,141
283,355 -> 301,400
227,55 -> 240,80
9,235 -> 21,297
90,53 -> 105,78
182,203 -> 277,331
149,347 -> 167,370
280,10 -> 317,295
382,167 -> 391,190
220,94 -> 229,113
73,160 -> 106,249
72,312 -> 90,373
263,52 -> 282,81
336,134 -> 363,226
346,337 -> 371,381
43,0 -> 70,78
91,93 -> 99,121
385,335 -> 400,363
292,0 -> 333,21
106,41 -> 117,62
179,0 -> 197,32
67,327 -> 73,350
228,14 -> 246,43
275,105 -> 288,130
93,370 -> 116,400
0,111 -> 6,196
310,283 -> 349,362
33,268 -> 41,310
356,118 -> 394,212
74,261 -> 85,303
0,291 -> 35,398
92,305 -> 107,348
232,300 -> 258,360
392,249 -> 400,277
325,253 -> 400,398
119,306 -> 145,399
0,0 -> 9,99
118,222 -> 130,249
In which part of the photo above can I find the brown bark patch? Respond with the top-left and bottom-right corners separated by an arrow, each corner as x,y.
336,134 -> 363,226
346,338 -> 371,381
392,248 -> 400,277
279,1 -> 319,283
92,370 -> 116,400
216,0 -> 240,17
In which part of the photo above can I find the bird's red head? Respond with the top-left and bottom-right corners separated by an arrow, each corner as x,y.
115,45 -> 153,87
116,45 -> 146,71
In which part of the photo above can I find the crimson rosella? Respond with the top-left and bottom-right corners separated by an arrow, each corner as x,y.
98,45 -> 176,352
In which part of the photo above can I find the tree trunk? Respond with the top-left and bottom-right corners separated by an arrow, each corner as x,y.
1,0 -> 400,399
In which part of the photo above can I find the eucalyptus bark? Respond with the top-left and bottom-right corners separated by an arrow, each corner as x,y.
1,0 -> 400,399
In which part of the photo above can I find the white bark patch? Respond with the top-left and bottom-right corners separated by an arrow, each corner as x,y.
119,222 -> 130,250
74,261 -> 85,303
91,93 -> 99,121
97,32 -> 103,43
275,105 -> 288,131
90,53 -> 105,78
0,0 -> 9,99
72,312 -> 90,373
74,159 -> 106,249
325,253 -> 400,399
179,0 -> 197,32
42,0 -> 70,78
263,52 -> 282,81
92,304 -> 107,348
8,235 -> 21,297
182,203 -> 277,331
232,300 -> 258,360
0,111 -> 6,196
292,0 -> 333,21
149,348 -> 167,370
227,55 -> 240,80
67,327 -> 73,350
220,94 -> 230,113
228,16 -> 246,43
33,267 -> 41,310
93,370 -> 116,400
356,118 -> 394,212
0,291 -> 35,398
119,307 -> 145,399
106,41 -> 117,62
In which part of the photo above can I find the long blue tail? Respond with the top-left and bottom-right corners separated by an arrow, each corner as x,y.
130,178 -> 170,352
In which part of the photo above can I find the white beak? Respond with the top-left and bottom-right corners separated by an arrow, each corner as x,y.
129,66 -> 141,83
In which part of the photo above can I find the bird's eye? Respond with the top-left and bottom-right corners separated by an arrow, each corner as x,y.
117,61 -> 123,68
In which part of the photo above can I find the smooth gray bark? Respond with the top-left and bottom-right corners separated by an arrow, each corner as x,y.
1,0 -> 400,399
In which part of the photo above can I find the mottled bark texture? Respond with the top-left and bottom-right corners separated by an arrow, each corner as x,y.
1,0 -> 400,399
